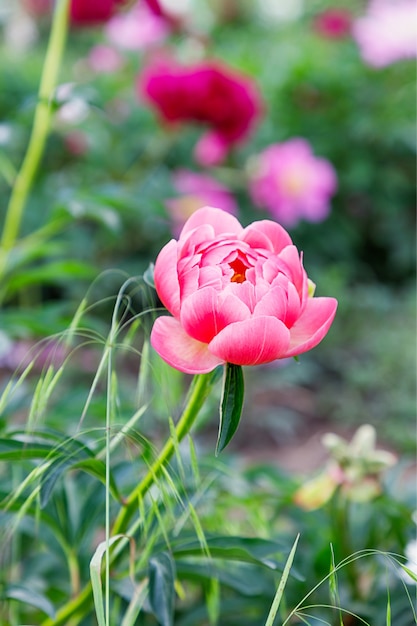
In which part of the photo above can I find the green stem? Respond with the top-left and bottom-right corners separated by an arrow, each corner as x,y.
112,371 -> 216,535
40,370 -> 218,626
0,0 -> 70,280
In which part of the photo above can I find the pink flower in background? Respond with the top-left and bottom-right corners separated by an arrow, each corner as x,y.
165,169 -> 237,234
352,0 -> 417,67
137,59 -> 262,165
248,139 -> 337,228
70,0 -> 126,26
87,45 -> 124,73
313,9 -> 352,39
105,2 -> 169,50
151,206 -> 337,373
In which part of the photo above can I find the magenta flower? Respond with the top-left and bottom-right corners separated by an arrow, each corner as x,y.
313,9 -> 352,39
70,0 -> 126,26
352,0 -> 417,68
165,169 -> 237,234
137,59 -> 263,165
150,206 -> 337,374
248,139 -> 337,228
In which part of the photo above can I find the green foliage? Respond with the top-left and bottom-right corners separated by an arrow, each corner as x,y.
0,1 -> 415,625
216,364 -> 245,455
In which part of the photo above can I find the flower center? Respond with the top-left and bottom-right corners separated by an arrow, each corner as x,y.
229,257 -> 248,283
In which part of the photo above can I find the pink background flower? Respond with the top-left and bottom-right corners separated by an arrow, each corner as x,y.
165,169 -> 237,234
151,206 -> 337,374
137,59 -> 263,165
105,2 -> 169,50
352,0 -> 417,67
248,139 -> 337,228
313,9 -> 352,39
87,45 -> 124,73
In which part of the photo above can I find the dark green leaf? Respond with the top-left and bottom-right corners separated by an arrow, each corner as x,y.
73,458 -> 121,503
39,439 -> 95,508
175,560 -> 274,596
0,438 -> 56,460
170,536 -> 302,578
216,363 -> 244,455
148,552 -> 176,626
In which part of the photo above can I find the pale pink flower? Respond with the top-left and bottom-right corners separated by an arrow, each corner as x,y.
151,206 -> 337,374
353,0 -> 417,67
165,169 -> 237,234
248,139 -> 337,228
87,44 -> 124,73
105,2 -> 169,51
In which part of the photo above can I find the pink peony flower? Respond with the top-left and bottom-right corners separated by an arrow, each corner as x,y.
313,9 -> 352,39
352,0 -> 417,68
105,2 -> 169,50
165,169 -> 237,234
70,0 -> 126,26
248,139 -> 337,228
137,59 -> 263,166
150,206 -> 337,374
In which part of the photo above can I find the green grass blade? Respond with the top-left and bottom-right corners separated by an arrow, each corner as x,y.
265,534 -> 300,626
90,535 -> 126,626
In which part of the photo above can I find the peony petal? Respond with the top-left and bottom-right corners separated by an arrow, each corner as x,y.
253,286 -> 287,319
284,281 -> 302,328
209,316 -> 291,366
278,245 -> 305,294
179,206 -> 243,238
242,220 -> 292,253
181,287 -> 250,343
154,239 -> 180,317
151,316 -> 224,374
285,297 -> 337,357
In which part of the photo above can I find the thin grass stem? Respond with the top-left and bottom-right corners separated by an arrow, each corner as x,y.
0,0 -> 70,284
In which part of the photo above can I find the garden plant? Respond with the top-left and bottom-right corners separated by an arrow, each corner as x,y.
0,1 -> 416,625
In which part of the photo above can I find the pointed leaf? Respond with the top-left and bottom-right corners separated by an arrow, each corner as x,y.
73,459 -> 122,503
4,583 -> 55,618
143,263 -> 155,289
216,363 -> 244,455
148,552 -> 176,626
90,535 -> 127,626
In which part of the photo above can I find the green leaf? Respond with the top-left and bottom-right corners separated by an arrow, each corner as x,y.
4,583 -> 55,618
170,536 -> 302,577
216,363 -> 244,455
148,552 -> 176,626
143,263 -> 155,289
90,535 -> 127,626
399,564 -> 417,583
0,438 -> 56,460
39,439 -> 95,507
175,560 -> 274,596
265,534 -> 300,626
5,260 -> 96,295
73,458 -> 122,503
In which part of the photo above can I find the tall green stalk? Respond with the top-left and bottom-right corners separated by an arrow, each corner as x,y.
0,0 -> 70,281
40,370 -> 218,626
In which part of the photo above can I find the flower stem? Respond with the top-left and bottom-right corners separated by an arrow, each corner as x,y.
40,370 -> 218,626
0,0 -> 70,281
112,371 -> 217,535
